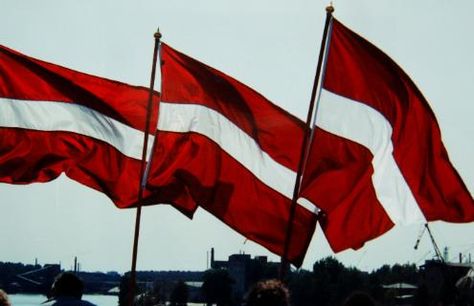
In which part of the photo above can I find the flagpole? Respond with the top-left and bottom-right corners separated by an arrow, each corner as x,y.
280,4 -> 334,280
127,29 -> 162,306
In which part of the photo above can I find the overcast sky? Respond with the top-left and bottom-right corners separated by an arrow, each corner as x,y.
1,0 -> 473,273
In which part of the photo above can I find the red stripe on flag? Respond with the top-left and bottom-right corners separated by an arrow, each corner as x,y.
300,128 -> 394,252
147,131 -> 316,265
0,128 -> 143,207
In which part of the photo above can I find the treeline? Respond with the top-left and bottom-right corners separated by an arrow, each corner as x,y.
117,257 -> 422,306
130,271 -> 203,282
4,258 -> 465,305
289,257 -> 419,306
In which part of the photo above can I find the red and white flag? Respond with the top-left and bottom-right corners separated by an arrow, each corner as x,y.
299,19 -> 474,252
145,43 -> 318,265
0,44 -> 158,208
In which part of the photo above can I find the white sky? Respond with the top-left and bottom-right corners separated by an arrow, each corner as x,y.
0,0 -> 473,273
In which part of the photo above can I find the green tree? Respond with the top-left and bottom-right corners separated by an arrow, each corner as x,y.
371,263 -> 418,285
311,257 -> 369,306
312,256 -> 347,305
201,269 -> 235,306
288,270 -> 317,306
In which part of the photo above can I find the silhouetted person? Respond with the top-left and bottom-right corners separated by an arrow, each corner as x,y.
44,272 -> 96,306
0,289 -> 11,306
245,279 -> 289,306
342,291 -> 377,306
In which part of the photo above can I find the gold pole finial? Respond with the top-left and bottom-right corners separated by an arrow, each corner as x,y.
326,2 -> 334,13
154,28 -> 162,40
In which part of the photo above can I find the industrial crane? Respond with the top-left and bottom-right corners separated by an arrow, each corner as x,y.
414,223 -> 444,262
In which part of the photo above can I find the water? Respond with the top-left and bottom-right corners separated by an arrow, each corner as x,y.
9,294 -> 204,306
9,294 -> 117,306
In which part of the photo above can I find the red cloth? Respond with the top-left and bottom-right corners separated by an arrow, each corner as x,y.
0,44 -> 158,208
145,43 -> 317,265
300,19 -> 473,252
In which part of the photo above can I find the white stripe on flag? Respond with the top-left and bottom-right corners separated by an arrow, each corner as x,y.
0,97 -> 153,160
157,102 -> 318,214
315,89 -> 426,225
297,197 -> 321,214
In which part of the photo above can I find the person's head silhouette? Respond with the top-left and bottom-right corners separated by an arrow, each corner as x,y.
245,279 -> 289,306
44,272 -> 96,305
0,289 -> 11,306
51,272 -> 84,299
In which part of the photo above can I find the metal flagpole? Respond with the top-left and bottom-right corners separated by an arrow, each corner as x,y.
280,4 -> 334,280
127,29 -> 162,306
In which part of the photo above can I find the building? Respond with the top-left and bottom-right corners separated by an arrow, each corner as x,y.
418,259 -> 474,304
14,264 -> 61,294
210,248 -> 280,299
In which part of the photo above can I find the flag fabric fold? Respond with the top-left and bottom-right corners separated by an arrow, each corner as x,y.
145,43 -> 318,265
299,19 -> 474,252
0,44 -> 158,208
